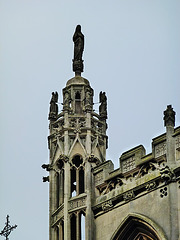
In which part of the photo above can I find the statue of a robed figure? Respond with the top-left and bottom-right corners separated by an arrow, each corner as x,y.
48,91 -> 58,120
99,91 -> 107,119
72,25 -> 84,75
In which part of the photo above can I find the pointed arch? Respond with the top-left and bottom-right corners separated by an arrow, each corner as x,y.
68,134 -> 87,158
110,213 -> 167,240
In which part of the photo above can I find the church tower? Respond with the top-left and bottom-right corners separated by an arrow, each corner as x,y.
43,25 -> 108,240
43,25 -> 180,240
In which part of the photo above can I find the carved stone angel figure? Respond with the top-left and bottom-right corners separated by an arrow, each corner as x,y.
49,91 -> 58,120
73,25 -> 84,61
99,91 -> 107,119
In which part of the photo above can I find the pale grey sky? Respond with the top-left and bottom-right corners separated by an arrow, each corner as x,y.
0,1 -> 180,239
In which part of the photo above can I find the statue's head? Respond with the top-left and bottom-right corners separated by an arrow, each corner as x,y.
76,25 -> 81,32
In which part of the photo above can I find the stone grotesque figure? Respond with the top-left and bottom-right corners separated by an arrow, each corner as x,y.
49,91 -> 58,120
99,91 -> 107,119
72,25 -> 84,75
160,164 -> 175,184
164,105 -> 176,127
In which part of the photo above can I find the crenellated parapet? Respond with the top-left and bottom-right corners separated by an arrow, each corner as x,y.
92,112 -> 180,219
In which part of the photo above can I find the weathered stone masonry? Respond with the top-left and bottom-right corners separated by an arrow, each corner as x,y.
42,26 -> 180,240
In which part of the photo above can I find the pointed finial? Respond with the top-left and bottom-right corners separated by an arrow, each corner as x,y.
72,25 -> 84,76
164,105 -> 176,127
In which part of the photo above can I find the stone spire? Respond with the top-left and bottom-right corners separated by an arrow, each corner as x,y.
72,25 -> 84,76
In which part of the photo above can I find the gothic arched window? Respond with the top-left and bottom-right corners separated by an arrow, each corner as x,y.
55,159 -> 64,208
70,211 -> 86,240
56,172 -> 60,208
71,213 -> 77,240
71,155 -> 84,197
111,215 -> 162,240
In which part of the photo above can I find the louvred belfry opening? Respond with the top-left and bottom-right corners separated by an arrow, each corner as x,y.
75,91 -> 82,114
71,155 -> 84,197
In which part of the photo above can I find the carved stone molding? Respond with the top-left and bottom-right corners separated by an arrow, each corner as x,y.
101,181 -> 115,195
54,129 -> 63,138
146,182 -> 157,191
123,191 -> 135,201
102,200 -> 113,212
69,196 -> 86,211
69,118 -> 86,134
93,165 -> 180,217
136,162 -> 157,179
155,142 -> 166,159
94,171 -> 104,186
99,177 -> 123,195
122,156 -> 136,173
